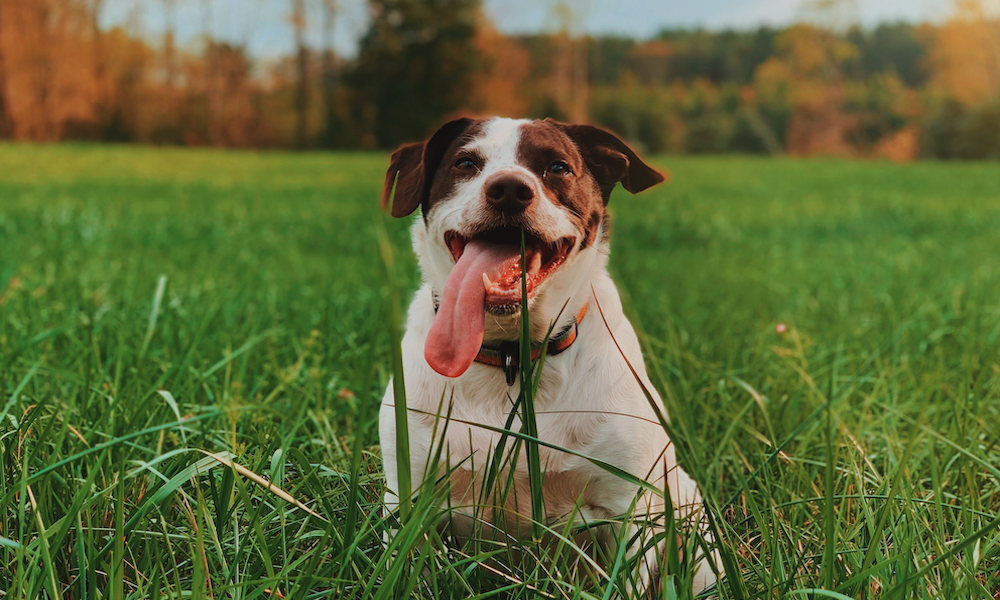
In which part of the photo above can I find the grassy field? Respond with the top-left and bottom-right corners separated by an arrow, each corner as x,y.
2,143 -> 1000,599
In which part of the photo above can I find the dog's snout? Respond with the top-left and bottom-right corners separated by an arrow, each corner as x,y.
484,173 -> 534,214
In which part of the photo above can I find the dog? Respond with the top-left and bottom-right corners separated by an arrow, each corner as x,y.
378,117 -> 716,594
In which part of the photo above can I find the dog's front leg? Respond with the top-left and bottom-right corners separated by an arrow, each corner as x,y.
615,490 -> 718,598
632,503 -> 720,598
627,493 -> 665,598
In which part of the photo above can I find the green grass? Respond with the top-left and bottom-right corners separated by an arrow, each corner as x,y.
2,142 -> 1000,598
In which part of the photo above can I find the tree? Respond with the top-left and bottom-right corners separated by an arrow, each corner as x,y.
348,0 -> 480,148
162,0 -> 178,127
847,23 -> 927,87
202,0 -> 222,144
27,0 -> 56,140
89,0 -> 107,130
926,0 -> 1000,106
630,40 -> 672,85
653,28 -> 777,86
0,0 -> 12,137
549,1 -> 587,123
99,27 -> 154,142
207,41 -> 255,146
468,17 -> 532,118
292,0 -> 308,148
320,0 -> 339,147
754,24 -> 860,155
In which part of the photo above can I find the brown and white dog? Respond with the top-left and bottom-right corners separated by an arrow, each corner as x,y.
378,117 -> 716,594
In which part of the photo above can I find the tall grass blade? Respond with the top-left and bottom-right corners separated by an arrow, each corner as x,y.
821,350 -> 837,590
788,590 -> 855,600
519,228 -> 545,542
0,360 -> 39,425
113,444 -> 126,600
140,275 -> 168,360
25,486 -> 60,600
341,413 -> 367,563
377,219 -> 412,524
0,536 -> 19,550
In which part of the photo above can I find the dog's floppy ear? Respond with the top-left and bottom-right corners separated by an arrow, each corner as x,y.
381,118 -> 474,218
548,119 -> 666,204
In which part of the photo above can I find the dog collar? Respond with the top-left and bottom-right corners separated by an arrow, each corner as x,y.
432,299 -> 588,386
476,303 -> 588,386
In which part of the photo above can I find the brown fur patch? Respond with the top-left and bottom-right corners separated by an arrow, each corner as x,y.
548,119 -> 667,200
382,118 -> 486,218
423,120 -> 489,216
515,120 -> 607,248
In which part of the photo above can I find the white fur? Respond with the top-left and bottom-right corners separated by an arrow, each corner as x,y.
380,118 -> 717,594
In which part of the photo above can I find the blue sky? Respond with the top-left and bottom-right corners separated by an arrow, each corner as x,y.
491,0 -> 951,34
102,0 -> 954,59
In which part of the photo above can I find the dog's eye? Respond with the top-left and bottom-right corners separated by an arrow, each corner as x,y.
454,158 -> 477,171
548,161 -> 571,175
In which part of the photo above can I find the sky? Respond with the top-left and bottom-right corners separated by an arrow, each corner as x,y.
101,0 -> 956,60
490,0 -> 952,34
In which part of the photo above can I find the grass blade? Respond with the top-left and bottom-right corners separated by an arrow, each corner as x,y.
519,228 -> 545,542
821,350 -> 838,590
377,218 -> 412,525
139,275 -> 168,360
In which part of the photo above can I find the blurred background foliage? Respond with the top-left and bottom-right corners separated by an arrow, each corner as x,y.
0,0 -> 998,159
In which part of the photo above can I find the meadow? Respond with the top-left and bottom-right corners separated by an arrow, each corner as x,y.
1,143 -> 1000,599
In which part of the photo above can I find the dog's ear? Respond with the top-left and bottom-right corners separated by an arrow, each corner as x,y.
548,119 -> 666,204
381,143 -> 424,217
381,118 -> 474,218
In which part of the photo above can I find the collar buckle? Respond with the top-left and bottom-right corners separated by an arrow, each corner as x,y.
499,341 -> 519,386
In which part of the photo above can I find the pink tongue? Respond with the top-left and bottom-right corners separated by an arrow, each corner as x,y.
425,240 -> 519,378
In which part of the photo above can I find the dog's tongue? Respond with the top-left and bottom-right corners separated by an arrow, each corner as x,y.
425,240 -> 519,378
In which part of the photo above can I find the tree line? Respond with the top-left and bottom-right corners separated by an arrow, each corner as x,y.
0,0 -> 997,159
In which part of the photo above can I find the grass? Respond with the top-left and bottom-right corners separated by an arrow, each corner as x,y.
1,142 -> 1000,598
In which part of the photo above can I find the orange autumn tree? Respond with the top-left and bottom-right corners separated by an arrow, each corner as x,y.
547,0 -> 588,123
468,17 -> 533,118
0,0 -> 159,141
3,0 -> 96,140
754,24 -> 859,156
0,0 -> 12,137
926,0 -> 1000,106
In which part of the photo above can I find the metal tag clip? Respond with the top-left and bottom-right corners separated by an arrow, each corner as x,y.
499,341 -> 519,387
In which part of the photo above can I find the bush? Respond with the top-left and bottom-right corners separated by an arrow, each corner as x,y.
922,99 -> 1000,160
589,80 -> 676,153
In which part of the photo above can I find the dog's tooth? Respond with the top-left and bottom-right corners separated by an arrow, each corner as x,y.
483,272 -> 492,291
529,252 -> 542,275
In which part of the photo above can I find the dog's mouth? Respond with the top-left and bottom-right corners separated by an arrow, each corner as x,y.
424,226 -> 575,379
444,227 -> 574,312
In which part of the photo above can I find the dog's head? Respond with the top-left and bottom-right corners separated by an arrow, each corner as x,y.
382,117 -> 665,378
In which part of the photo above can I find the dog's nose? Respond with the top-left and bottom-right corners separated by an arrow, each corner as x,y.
484,173 -> 534,214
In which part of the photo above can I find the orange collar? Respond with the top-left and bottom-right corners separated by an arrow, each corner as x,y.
473,303 -> 588,386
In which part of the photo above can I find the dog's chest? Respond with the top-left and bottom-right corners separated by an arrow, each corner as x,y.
413,354 -> 608,469
412,355 -> 621,525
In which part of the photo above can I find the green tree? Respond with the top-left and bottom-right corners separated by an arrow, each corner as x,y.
347,0 -> 480,148
653,28 -> 778,85
847,23 -> 927,87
